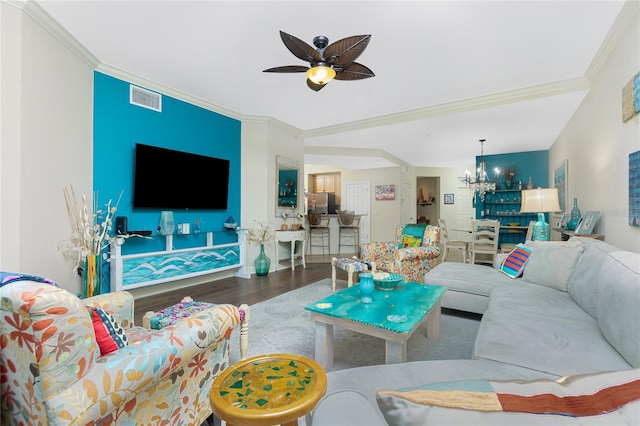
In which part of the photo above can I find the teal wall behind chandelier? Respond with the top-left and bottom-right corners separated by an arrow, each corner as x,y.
474,149 -> 550,219
93,72 -> 242,256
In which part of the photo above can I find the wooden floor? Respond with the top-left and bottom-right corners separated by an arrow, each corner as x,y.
133,262 -> 331,325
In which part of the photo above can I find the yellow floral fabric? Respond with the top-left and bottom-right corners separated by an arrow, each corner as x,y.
360,224 -> 441,282
1,280 -> 240,425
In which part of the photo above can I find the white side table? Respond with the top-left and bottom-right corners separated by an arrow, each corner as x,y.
275,230 -> 306,271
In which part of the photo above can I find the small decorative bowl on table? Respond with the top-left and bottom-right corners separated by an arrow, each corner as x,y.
373,272 -> 404,291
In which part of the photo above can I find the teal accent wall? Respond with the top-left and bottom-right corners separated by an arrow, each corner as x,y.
93,72 -> 241,258
479,150 -> 550,191
475,150 -> 549,219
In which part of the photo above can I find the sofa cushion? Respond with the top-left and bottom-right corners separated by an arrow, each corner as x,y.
425,262 -> 515,298
376,369 -> 640,426
498,244 -> 533,278
566,239 -> 620,318
474,283 -> 632,376
316,359 -> 558,426
522,244 -> 584,291
312,390 -> 386,426
596,250 -> 640,368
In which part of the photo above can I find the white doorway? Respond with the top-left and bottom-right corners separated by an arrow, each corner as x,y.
344,181 -> 371,244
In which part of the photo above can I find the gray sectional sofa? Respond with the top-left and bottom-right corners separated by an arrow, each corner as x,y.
309,237 -> 640,425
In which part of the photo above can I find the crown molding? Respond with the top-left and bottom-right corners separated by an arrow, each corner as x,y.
304,146 -> 410,168
19,0 -> 99,69
586,0 -> 639,81
303,77 -> 589,139
96,63 -> 245,122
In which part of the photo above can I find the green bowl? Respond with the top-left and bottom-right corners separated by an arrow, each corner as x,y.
374,273 -> 404,291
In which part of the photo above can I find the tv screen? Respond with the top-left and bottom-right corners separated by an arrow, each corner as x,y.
133,143 -> 230,210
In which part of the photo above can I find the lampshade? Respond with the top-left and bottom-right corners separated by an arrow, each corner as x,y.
520,188 -> 561,213
306,65 -> 336,85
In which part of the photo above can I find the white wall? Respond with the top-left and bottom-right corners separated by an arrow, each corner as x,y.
1,2 -> 94,294
550,1 -> 640,252
242,118 -> 304,272
305,164 -> 407,242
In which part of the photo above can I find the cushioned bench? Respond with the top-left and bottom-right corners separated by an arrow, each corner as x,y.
331,257 -> 376,291
144,297 -> 250,359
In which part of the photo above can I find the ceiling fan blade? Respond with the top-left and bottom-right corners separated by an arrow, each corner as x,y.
279,31 -> 323,64
307,79 -> 327,91
263,65 -> 310,73
334,62 -> 375,81
324,35 -> 371,67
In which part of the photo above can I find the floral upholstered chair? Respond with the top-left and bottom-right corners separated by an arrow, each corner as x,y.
359,224 -> 440,282
0,273 -> 247,425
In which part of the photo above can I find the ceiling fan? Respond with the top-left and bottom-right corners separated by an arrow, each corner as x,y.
263,31 -> 375,91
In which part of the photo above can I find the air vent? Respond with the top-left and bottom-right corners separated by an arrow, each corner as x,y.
130,85 -> 162,112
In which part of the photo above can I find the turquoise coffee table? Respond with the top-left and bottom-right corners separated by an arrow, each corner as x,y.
305,282 -> 446,371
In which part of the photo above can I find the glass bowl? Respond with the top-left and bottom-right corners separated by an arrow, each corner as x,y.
373,273 -> 404,291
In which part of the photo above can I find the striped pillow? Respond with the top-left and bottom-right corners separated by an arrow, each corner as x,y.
376,369 -> 640,424
499,244 -> 533,278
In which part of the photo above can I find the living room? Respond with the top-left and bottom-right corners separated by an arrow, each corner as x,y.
2,1 -> 638,297
2,1 -> 640,424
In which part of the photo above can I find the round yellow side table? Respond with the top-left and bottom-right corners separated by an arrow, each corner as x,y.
210,353 -> 327,426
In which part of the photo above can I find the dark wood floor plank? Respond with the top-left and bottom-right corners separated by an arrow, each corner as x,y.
133,263 -> 330,325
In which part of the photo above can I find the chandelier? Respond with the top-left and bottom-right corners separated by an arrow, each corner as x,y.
464,139 -> 496,203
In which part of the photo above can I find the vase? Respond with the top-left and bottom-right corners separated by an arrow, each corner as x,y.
570,198 -> 581,221
505,180 -> 512,190
566,198 -> 581,231
359,273 -> 374,304
254,244 -> 271,276
83,254 -> 102,298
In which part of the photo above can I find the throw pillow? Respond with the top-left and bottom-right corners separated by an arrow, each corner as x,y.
376,369 -> 640,426
522,244 -> 584,291
87,306 -> 129,356
498,244 -> 533,278
0,272 -> 58,288
400,235 -> 422,248
397,223 -> 427,249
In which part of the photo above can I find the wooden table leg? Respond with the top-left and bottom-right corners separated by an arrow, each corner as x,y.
290,240 -> 296,271
331,258 -> 337,291
385,340 -> 407,364
315,321 -> 334,371
426,300 -> 442,340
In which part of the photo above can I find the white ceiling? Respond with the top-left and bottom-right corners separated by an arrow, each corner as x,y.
34,0 -> 626,169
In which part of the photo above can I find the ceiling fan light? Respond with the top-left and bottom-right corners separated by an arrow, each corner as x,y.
306,66 -> 336,85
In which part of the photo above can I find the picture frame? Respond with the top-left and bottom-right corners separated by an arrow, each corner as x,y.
375,184 -> 396,201
559,212 -> 571,228
553,159 -> 568,217
630,150 -> 640,227
575,210 -> 600,235
444,193 -> 454,204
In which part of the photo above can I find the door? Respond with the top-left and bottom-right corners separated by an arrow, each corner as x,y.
344,182 -> 371,244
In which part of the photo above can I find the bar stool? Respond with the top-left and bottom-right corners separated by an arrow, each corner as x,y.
307,213 -> 331,256
337,210 -> 361,257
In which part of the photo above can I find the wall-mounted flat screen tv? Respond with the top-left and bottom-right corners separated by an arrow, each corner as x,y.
133,143 -> 230,210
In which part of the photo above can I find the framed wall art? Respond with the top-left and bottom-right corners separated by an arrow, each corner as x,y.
375,184 -> 396,201
575,210 -> 600,235
444,194 -> 454,204
553,159 -> 568,217
630,150 -> 640,227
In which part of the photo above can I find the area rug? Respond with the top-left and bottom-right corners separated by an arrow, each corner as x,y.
229,278 -> 480,371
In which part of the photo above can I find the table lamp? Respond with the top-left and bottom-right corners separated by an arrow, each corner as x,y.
520,188 -> 561,241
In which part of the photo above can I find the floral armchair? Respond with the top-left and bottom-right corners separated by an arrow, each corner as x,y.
359,224 -> 440,282
1,274 -> 247,425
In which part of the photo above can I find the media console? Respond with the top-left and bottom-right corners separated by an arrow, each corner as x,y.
110,229 -> 249,292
